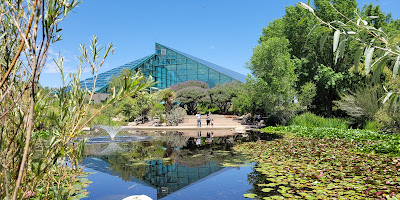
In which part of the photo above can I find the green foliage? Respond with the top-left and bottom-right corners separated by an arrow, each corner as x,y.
249,37 -> 297,104
244,36 -> 298,122
196,103 -> 220,114
108,68 -> 132,91
117,92 -> 152,122
160,88 -> 175,112
261,0 -> 363,117
289,112 -> 348,129
116,97 -> 137,122
313,64 -> 344,89
298,81 -> 317,109
172,81 -> 210,115
299,0 -> 400,110
170,80 -> 209,91
364,121 -> 379,131
232,77 -> 266,116
209,81 -> 241,113
1,24 -> 153,200
263,126 -> 400,155
165,106 -> 187,126
361,3 -> 389,29
88,105 -> 122,126
335,86 -> 382,127
149,103 -> 165,121
374,102 -> 400,133
236,134 -> 400,199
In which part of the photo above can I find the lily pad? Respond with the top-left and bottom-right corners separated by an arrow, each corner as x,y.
243,193 -> 258,198
261,188 -> 274,193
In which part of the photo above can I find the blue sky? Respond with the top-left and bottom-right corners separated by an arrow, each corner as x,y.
40,0 -> 400,87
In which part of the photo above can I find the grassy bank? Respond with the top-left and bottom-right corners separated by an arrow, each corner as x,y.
236,126 -> 400,199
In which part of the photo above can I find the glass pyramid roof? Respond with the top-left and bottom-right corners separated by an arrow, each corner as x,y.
158,43 -> 246,83
80,43 -> 246,93
80,55 -> 154,93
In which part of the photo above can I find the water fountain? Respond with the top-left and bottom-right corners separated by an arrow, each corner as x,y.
94,125 -> 123,140
83,125 -> 152,144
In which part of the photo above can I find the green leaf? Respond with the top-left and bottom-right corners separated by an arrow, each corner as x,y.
364,47 -> 375,74
383,92 -> 393,104
320,31 -> 329,52
298,16 -> 308,26
372,56 -> 387,82
335,39 -> 346,64
262,188 -> 274,193
243,193 -> 258,198
353,47 -> 364,73
393,56 -> 400,77
307,24 -> 318,40
333,30 -> 340,52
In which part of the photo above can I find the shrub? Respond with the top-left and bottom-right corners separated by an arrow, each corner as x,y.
374,103 -> 400,133
196,103 -> 220,114
364,121 -> 379,131
334,86 -> 382,127
165,107 -> 187,126
149,103 -> 166,121
289,112 -> 348,129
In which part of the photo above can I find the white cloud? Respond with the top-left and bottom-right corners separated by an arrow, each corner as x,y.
42,47 -> 75,74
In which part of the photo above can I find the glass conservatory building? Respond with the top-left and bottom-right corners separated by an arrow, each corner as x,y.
80,43 -> 246,93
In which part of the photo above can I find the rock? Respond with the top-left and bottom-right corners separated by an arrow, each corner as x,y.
81,127 -> 90,131
122,195 -> 152,200
111,117 -> 119,121
127,122 -> 137,126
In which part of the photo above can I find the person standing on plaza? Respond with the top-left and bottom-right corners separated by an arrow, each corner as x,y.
196,112 -> 202,127
257,114 -> 262,128
206,114 -> 211,126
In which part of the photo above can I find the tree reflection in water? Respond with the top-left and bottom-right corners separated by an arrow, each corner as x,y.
84,131 -> 251,199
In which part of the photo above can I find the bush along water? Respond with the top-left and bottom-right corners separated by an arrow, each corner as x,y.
289,112 -> 348,129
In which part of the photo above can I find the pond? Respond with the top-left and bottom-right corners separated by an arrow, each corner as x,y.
80,130 -> 279,200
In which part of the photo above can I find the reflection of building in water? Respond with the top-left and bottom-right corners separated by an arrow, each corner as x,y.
82,136 -> 244,199
143,160 -> 230,199
82,156 -> 231,199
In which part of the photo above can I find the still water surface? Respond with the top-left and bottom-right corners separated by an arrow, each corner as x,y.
80,131 -> 265,200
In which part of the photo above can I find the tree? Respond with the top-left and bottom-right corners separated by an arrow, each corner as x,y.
249,37 -> 297,109
361,3 -> 389,29
232,78 -> 266,116
175,87 -> 209,115
0,1 -> 154,198
259,0 -> 361,117
116,92 -> 152,122
209,81 -> 241,113
298,1 -> 400,108
160,88 -> 175,112
298,81 -> 317,109
170,81 -> 210,115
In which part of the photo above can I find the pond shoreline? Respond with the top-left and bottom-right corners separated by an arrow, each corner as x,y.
83,125 -> 253,132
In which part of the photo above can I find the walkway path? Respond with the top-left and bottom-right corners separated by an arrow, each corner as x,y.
122,114 -> 253,132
